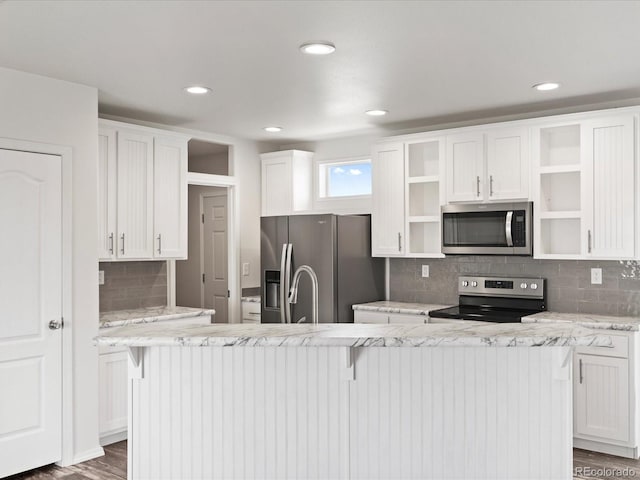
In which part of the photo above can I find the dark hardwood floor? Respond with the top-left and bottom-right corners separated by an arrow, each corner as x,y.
5,443 -> 640,479
5,441 -> 126,480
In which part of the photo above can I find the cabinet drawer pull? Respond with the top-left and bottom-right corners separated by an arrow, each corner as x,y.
157,234 -> 162,255
398,232 -> 402,252
476,176 -> 481,197
120,233 -> 125,255
579,358 -> 583,384
588,230 -> 592,254
109,233 -> 114,255
489,175 -> 494,197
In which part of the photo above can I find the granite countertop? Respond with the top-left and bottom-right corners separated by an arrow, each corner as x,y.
100,306 -> 215,329
352,301 -> 451,315
241,296 -> 261,303
522,311 -> 640,332
94,321 -> 612,348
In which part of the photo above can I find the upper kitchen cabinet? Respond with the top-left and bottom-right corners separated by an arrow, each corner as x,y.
405,137 -> 445,257
153,135 -> 188,259
261,150 -> 313,216
445,132 -> 484,202
533,114 -> 636,259
98,120 -> 189,261
372,142 -> 405,256
445,127 -> 529,203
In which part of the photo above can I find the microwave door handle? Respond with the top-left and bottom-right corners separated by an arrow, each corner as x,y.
505,211 -> 514,247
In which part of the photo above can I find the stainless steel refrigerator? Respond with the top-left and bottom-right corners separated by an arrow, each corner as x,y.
260,214 -> 385,323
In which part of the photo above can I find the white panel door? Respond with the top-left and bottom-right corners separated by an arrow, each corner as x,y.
261,157 -> 291,216
203,195 -> 228,323
153,135 -> 187,259
582,115 -> 635,259
575,353 -> 630,442
371,142 -> 405,256
446,132 -> 484,202
117,130 -> 154,259
98,127 -> 117,260
486,127 -> 529,201
0,149 -> 62,477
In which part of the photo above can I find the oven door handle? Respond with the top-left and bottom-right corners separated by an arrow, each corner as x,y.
505,211 -> 514,247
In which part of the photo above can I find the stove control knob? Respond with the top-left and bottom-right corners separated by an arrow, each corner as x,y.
462,280 -> 469,287
530,283 -> 538,290
471,281 -> 478,287
520,282 -> 528,289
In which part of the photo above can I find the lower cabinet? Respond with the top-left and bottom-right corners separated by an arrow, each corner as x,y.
242,301 -> 261,323
573,332 -> 638,458
99,348 -> 128,446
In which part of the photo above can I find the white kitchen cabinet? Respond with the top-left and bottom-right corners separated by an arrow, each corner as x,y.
486,126 -> 529,200
405,137 -> 445,257
573,331 -> 638,458
446,127 -> 528,203
446,132 -> 484,202
153,135 -> 188,259
99,349 -> 128,445
242,300 -> 261,323
582,115 -> 635,259
98,127 -> 117,259
98,120 -> 189,261
260,150 -> 313,216
575,353 -> 629,443
116,130 -> 154,259
533,115 -> 636,259
372,142 -> 405,256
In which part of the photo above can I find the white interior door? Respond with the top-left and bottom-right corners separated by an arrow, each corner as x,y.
203,194 -> 228,323
0,149 -> 62,477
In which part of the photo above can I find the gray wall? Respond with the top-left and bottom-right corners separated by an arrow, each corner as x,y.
99,261 -> 167,312
390,257 -> 640,316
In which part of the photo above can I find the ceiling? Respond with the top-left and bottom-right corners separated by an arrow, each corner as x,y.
1,0 -> 640,144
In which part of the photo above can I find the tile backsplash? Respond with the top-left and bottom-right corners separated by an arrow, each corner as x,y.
99,261 -> 167,312
390,257 -> 640,316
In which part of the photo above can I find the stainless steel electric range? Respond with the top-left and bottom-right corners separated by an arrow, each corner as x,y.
429,275 -> 546,323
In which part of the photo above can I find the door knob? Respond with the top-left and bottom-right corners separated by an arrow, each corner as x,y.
48,319 -> 63,330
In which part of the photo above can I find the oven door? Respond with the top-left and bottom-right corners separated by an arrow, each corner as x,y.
441,202 -> 532,255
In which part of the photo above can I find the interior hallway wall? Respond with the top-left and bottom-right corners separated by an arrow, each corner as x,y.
0,67 -> 100,462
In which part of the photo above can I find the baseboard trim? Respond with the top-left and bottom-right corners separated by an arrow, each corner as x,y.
574,438 -> 638,459
59,446 -> 105,466
100,430 -> 128,446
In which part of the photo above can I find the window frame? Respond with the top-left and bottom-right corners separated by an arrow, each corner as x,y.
314,156 -> 372,214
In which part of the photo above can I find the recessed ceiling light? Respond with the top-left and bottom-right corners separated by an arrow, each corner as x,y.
365,109 -> 388,116
533,82 -> 560,91
263,126 -> 283,133
184,86 -> 211,95
299,42 -> 336,55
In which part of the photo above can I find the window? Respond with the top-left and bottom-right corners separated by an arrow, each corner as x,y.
318,158 -> 372,198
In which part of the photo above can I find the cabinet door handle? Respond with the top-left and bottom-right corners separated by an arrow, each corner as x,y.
398,232 -> 402,252
120,233 -> 125,255
579,358 -> 583,384
109,233 -> 114,255
489,175 -> 494,197
587,230 -> 592,254
157,234 -> 162,255
476,176 -> 481,197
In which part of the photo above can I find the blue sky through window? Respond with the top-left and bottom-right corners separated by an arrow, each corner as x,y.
327,162 -> 372,197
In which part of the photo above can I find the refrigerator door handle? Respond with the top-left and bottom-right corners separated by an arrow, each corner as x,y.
279,243 -> 288,323
284,243 -> 293,323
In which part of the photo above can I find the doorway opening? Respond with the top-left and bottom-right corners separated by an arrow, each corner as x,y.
175,139 -> 235,323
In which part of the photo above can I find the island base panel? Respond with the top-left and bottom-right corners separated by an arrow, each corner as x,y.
128,346 -> 572,479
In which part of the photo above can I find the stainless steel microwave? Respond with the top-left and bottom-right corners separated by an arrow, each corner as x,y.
441,202 -> 533,255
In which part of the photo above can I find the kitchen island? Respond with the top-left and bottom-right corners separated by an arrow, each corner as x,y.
96,322 -> 613,480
